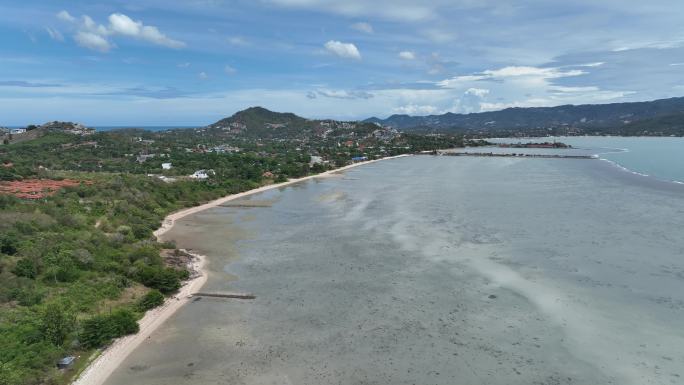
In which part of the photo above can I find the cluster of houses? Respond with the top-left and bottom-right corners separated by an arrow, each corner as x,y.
184,144 -> 240,154
211,121 -> 246,133
372,127 -> 399,142
0,127 -> 27,135
145,162 -> 215,182
40,121 -> 94,135
265,122 -> 287,129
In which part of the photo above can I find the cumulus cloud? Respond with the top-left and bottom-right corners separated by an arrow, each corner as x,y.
448,88 -> 491,113
393,104 -> 439,115
74,31 -> 113,52
57,10 -> 185,51
198,72 -> 208,80
224,65 -> 237,74
398,51 -> 416,60
324,40 -> 361,60
350,22 -> 374,34
464,87 -> 489,97
56,10 -> 75,23
107,13 -> 185,48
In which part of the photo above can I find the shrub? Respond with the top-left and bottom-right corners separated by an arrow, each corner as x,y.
79,309 -> 139,348
137,289 -> 165,311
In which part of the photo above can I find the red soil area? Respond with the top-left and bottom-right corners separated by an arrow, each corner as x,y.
0,179 -> 91,199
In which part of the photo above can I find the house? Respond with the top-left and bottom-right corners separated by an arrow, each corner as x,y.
309,156 -> 323,166
161,162 -> 172,170
351,156 -> 368,162
57,356 -> 76,369
136,154 -> 156,163
262,171 -> 275,178
190,169 -> 215,179
10,128 -> 26,135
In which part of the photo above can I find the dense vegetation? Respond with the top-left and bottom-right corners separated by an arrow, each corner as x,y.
0,108 -> 469,385
0,170 -> 263,384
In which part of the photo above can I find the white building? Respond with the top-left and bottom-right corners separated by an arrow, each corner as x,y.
161,162 -> 172,170
10,128 -> 26,135
190,169 -> 215,180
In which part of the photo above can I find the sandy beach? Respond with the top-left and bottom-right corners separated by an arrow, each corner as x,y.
71,154 -> 409,385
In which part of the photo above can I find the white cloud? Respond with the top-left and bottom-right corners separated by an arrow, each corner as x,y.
398,51 -> 416,60
107,13 -> 186,48
56,10 -> 75,23
324,40 -> 361,60
350,22 -> 374,34
198,72 -> 208,80
177,62 -> 191,68
265,0 -> 463,22
74,31 -> 113,52
579,62 -> 605,67
224,65 -> 237,74
45,27 -> 64,42
393,104 -> 439,115
314,89 -> 373,99
56,11 -> 185,52
464,87 -> 489,97
483,66 -> 585,79
108,13 -> 140,35
438,65 -> 586,88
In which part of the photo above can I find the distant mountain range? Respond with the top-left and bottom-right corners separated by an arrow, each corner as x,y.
364,97 -> 684,136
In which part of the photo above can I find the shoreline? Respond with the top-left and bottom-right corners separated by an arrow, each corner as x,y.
71,153 -> 410,385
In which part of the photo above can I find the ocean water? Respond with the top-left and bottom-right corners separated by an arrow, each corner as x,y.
488,136 -> 684,183
106,144 -> 684,385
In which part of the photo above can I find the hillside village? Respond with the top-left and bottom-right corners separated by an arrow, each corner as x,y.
0,107 -> 473,190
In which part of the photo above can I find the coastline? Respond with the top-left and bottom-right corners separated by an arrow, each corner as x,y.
71,153 -> 410,385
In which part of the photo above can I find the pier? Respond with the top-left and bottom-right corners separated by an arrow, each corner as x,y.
429,151 -> 596,159
192,292 -> 256,300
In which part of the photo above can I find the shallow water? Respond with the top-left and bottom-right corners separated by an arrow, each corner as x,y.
106,153 -> 684,385
489,136 -> 684,183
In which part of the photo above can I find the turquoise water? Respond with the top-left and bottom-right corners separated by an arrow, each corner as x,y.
490,137 -> 684,183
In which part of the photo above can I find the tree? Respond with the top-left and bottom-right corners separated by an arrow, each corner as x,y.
0,234 -> 18,256
39,303 -> 74,346
12,259 -> 37,279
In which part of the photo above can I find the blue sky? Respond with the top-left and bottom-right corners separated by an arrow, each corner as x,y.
1,0 -> 683,125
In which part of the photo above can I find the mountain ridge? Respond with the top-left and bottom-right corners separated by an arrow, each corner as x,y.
363,96 -> 684,136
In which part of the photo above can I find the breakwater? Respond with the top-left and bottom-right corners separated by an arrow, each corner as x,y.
430,151 -> 595,159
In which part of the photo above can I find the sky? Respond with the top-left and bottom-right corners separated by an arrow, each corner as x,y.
1,0 -> 684,125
